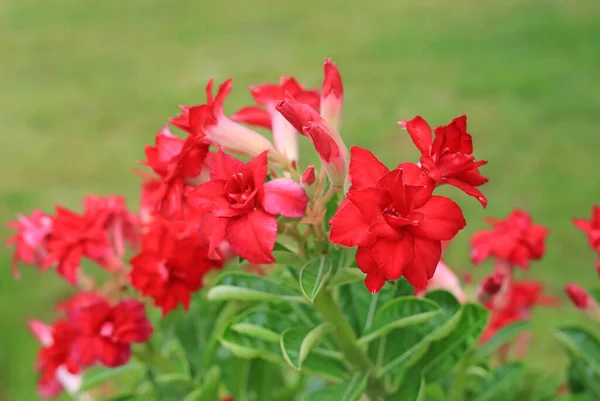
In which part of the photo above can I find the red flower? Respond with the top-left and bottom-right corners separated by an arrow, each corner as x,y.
6,209 -> 53,279
573,205 -> 600,254
29,319 -> 81,399
565,283 -> 593,310
170,79 -> 276,160
301,165 -> 316,186
404,115 -> 488,207
188,150 -> 308,263
321,59 -> 343,131
69,298 -> 152,368
330,147 -> 466,293
476,272 -> 504,304
130,217 -> 223,315
470,209 -> 549,269
276,96 -> 348,187
43,206 -> 111,285
55,292 -> 106,314
143,126 -> 211,219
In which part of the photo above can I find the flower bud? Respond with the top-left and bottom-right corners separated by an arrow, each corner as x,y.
321,59 -> 343,132
301,165 -> 316,186
477,272 -> 504,304
565,284 -> 592,310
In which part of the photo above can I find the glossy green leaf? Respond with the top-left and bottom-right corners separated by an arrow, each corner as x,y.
303,351 -> 350,383
305,373 -> 368,401
358,297 -> 440,345
207,272 -> 306,303
555,326 -> 600,397
81,362 -> 143,391
182,366 -> 220,401
300,257 -> 333,302
281,323 -> 332,369
472,362 -> 524,401
389,375 -> 426,401
473,321 -> 529,362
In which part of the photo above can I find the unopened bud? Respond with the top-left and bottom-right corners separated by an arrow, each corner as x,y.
477,272 -> 504,304
301,165 -> 316,186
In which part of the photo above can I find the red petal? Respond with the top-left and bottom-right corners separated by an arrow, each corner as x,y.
226,210 -> 276,264
263,178 -> 308,218
98,340 -> 131,367
371,235 -> 415,280
365,269 -> 386,294
573,217 -> 592,234
231,106 -> 272,129
404,238 -> 441,289
347,188 -> 392,221
198,213 -> 229,260
405,116 -> 433,156
444,177 -> 488,208
349,146 -> 389,190
322,59 -> 343,98
355,246 -> 378,274
409,196 -> 466,240
330,200 -> 376,247
210,150 -> 247,181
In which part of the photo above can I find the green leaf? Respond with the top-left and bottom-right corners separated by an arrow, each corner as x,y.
555,326 -> 600,397
207,272 -> 306,303
358,297 -> 440,345
182,366 -> 220,401
472,362 -> 524,401
425,290 -> 461,317
281,323 -> 332,370
302,351 -> 350,382
102,395 -> 139,401
329,267 -> 365,287
81,362 -> 143,391
424,383 -> 447,401
389,375 -> 426,401
300,257 -> 333,302
305,373 -> 368,401
473,321 -> 530,362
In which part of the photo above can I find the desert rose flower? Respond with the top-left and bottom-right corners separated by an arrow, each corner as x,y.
188,150 -> 308,263
477,271 -> 504,304
170,79 -> 278,162
470,209 -> 548,269
232,76 -> 320,164
69,298 -> 153,368
6,209 -> 53,278
330,147 -> 466,293
403,115 -> 488,207
573,205 -> 600,254
320,59 -> 343,132
276,96 -> 348,187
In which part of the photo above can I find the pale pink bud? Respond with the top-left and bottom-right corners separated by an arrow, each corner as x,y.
426,261 -> 468,303
301,165 -> 316,186
269,106 -> 299,164
321,59 -> 343,132
477,272 -> 504,304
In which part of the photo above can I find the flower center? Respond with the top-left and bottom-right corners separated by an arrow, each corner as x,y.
100,322 -> 114,338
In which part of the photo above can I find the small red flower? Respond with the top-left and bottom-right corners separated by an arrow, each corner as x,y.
6,209 -> 53,279
170,79 -> 275,159
321,59 -> 343,131
43,206 -> 111,285
130,217 -> 223,315
565,283 -> 592,310
69,298 -> 152,368
573,205 -> 600,254
470,209 -> 549,269
29,319 -> 81,399
330,147 -> 466,293
188,150 -> 308,264
476,272 -> 504,304
143,126 -> 211,219
404,115 -> 488,207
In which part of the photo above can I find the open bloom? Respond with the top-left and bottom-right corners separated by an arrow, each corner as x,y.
573,205 -> 600,254
43,206 -> 111,285
170,79 -> 276,161
188,150 -> 308,263
232,76 -> 320,164
130,217 -> 223,315
69,298 -> 152,368
470,209 -> 548,269
143,126 -> 211,219
330,147 -> 466,293
403,115 -> 488,207
29,319 -> 81,399
276,96 -> 348,187
6,209 -> 53,279
320,59 -> 343,131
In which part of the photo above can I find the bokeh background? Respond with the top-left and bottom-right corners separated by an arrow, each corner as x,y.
2,0 -> 600,399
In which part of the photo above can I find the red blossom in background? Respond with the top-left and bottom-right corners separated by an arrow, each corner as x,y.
565,283 -> 593,310
477,271 -> 504,304
188,150 -> 308,263
130,218 -> 223,315
403,115 -> 488,207
170,79 -> 276,160
6,209 -> 53,279
470,209 -> 548,269
573,205 -> 600,255
330,147 -> 466,293
29,319 -> 80,399
69,298 -> 152,368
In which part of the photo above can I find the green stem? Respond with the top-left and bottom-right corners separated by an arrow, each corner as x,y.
449,351 -> 471,401
314,290 -> 386,401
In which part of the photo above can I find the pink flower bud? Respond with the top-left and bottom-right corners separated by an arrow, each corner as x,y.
477,272 -> 504,304
321,59 -> 343,132
425,261 -> 467,303
565,283 -> 592,310
301,165 -> 316,186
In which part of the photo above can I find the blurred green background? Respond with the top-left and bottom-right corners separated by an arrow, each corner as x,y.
2,0 -> 600,399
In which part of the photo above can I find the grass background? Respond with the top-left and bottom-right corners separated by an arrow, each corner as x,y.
1,0 -> 600,399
